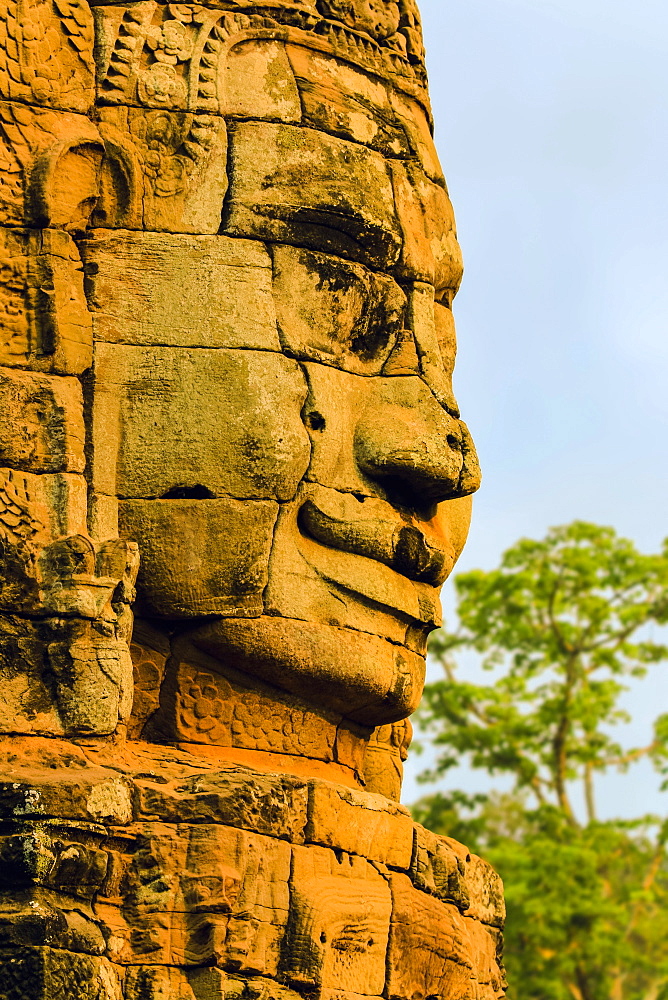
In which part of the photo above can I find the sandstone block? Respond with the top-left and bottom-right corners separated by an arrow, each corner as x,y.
271,245 -> 405,376
149,647 -> 339,762
124,966 -> 199,1000
406,281 -> 460,416
100,822 -> 291,973
0,893 -> 106,955
128,636 -> 168,739
0,228 -> 92,374
223,40 -> 301,122
306,779 -> 413,868
0,635 -> 65,736
0,0 -> 95,113
91,343 -> 310,502
135,770 -> 309,842
362,720 -> 412,801
0,770 -> 134,825
223,122 -> 402,269
458,851 -> 506,929
266,488 -> 439,649
300,361 -> 474,507
389,88 -> 445,183
119,498 -> 278,618
83,230 -> 279,350
0,102 -> 101,229
0,368 -> 85,474
284,845 -> 391,994
48,625 -> 133,735
0,619 -> 132,737
0,947 -> 122,1000
0,468 -> 93,616
286,44 -> 409,156
411,824 -> 471,911
96,107 -> 228,234
387,872 -> 478,1000
123,966 -> 233,1000
190,615 -> 426,727
391,159 -> 463,298
0,825 -> 109,899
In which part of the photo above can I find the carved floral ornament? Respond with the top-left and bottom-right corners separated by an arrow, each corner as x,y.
0,0 -> 95,110
99,0 -> 428,115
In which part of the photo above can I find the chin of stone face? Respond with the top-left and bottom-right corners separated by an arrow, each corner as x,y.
0,0 -> 503,996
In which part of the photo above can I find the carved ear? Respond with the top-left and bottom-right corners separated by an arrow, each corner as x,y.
29,141 -> 104,233
92,125 -> 143,230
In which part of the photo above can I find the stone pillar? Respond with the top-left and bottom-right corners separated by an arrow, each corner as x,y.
0,0 -> 506,997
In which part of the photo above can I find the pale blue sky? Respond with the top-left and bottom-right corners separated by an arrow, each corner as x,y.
404,0 -> 668,819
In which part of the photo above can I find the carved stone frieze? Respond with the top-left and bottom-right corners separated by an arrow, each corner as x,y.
0,0 -> 95,111
95,2 -> 428,117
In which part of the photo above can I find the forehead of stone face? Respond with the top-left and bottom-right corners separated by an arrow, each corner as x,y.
221,47 -> 450,289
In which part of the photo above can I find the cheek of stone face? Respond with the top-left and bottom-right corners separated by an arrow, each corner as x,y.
91,336 -> 311,617
93,345 -> 310,502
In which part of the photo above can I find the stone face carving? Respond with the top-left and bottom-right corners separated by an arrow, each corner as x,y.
0,0 -> 505,995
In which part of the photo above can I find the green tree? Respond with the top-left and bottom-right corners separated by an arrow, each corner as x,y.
414,522 -> 668,1000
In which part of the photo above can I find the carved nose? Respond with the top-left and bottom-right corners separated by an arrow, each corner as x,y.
354,399 -> 481,506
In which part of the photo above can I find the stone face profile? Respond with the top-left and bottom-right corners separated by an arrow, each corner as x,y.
0,0 -> 505,997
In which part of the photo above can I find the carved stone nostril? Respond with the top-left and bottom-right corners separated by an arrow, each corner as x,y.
447,434 -> 461,450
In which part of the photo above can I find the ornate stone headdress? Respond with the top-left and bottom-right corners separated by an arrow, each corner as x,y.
97,0 -> 429,120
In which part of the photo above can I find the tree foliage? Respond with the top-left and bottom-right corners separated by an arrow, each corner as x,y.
415,522 -> 668,1000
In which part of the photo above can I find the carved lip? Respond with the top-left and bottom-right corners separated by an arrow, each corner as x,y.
298,492 -> 449,587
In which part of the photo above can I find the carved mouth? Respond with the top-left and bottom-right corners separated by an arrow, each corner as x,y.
298,491 -> 449,587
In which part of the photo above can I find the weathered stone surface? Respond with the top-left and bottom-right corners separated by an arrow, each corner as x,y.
134,769 -> 309,843
223,122 -> 402,269
0,769 -> 134,824
306,779 -> 414,869
0,102 -> 101,229
0,947 -> 122,1000
91,344 -> 310,501
391,159 -> 463,297
189,615 -> 426,727
411,824 -> 472,912
224,40 -> 302,122
119,498 -> 278,618
128,631 -> 168,739
286,44 -> 410,156
272,244 -> 405,376
362,720 -> 411,800
0,228 -> 93,374
389,87 -> 445,184
99,823 -> 291,972
284,846 -> 391,994
300,362 -> 478,503
387,872 -> 504,1000
0,0 -> 95,113
146,641 -> 341,762
457,850 -> 507,929
83,230 -> 279,349
0,368 -> 84,474
96,107 -> 228,234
